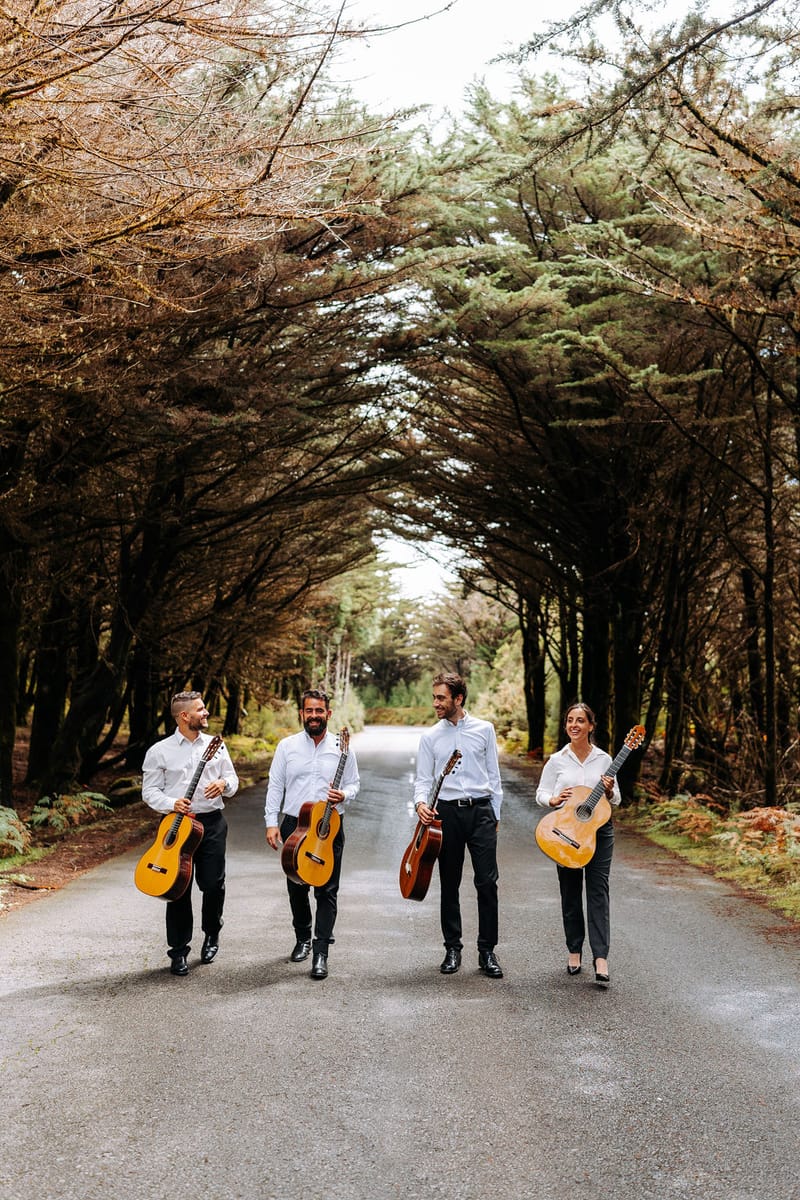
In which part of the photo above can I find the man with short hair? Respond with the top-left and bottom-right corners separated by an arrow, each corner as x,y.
414,672 -> 504,978
142,691 -> 239,976
265,688 -> 359,980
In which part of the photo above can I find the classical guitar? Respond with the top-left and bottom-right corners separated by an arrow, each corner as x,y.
134,734 -> 223,901
535,725 -> 646,869
399,749 -> 462,901
281,727 -> 350,888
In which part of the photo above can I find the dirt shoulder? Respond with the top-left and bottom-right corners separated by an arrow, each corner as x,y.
0,803 -> 158,916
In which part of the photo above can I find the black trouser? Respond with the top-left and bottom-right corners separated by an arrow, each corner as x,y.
437,800 -> 499,953
556,818 -> 614,960
280,813 -> 344,956
166,810 -> 227,959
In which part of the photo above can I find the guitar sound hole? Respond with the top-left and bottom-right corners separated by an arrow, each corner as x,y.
576,805 -> 592,821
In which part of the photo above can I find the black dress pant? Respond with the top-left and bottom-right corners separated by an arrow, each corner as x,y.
556,817 -> 613,959
280,813 -> 344,956
437,800 -> 499,953
166,810 -> 227,959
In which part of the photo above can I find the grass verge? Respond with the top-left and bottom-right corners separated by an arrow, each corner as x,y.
618,796 -> 800,925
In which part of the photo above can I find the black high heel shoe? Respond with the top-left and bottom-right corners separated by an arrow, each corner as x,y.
592,957 -> 610,988
567,955 -> 582,976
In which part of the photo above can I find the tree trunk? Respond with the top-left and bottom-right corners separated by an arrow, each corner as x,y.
222,679 -> 243,737
581,578 -> 612,749
612,556 -> 644,802
126,640 -> 162,771
740,567 -> 764,734
26,588 -> 73,786
518,596 -> 546,753
0,538 -> 20,808
760,396 -> 777,806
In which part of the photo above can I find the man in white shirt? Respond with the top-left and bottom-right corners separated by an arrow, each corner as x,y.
142,691 -> 239,976
265,688 -> 360,980
414,672 -> 504,978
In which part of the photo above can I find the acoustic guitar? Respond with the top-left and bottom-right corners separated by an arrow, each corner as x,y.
281,727 -> 350,888
534,725 -> 645,868
134,734 -> 223,901
399,749 -> 462,901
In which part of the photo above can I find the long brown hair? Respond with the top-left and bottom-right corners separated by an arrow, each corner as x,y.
564,702 -> 596,744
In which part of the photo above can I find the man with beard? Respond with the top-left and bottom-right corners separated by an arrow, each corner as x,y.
142,691 -> 239,976
265,688 -> 360,979
414,672 -> 504,978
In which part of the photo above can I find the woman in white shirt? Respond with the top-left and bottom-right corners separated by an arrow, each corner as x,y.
535,702 -> 620,987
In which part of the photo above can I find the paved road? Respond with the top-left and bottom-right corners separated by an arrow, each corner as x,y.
1,726 -> 799,1200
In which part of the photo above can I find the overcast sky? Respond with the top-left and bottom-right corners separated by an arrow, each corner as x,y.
330,0 -> 559,116
330,0 -> 707,117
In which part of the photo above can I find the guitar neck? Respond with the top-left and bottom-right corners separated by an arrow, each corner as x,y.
184,736 -> 221,804
585,743 -> 632,809
184,756 -> 207,805
427,751 -> 461,814
428,769 -> 448,814
317,742 -> 349,837
331,749 -> 348,792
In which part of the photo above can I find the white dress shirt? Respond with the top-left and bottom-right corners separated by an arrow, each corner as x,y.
142,728 -> 239,815
535,743 -> 621,808
414,712 -> 503,820
264,729 -> 360,827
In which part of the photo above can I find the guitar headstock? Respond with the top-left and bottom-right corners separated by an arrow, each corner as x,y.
443,749 -> 462,776
624,725 -> 646,751
202,734 -> 223,761
338,727 -> 350,755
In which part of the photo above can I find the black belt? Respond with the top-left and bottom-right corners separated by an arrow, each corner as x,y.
444,796 -> 491,808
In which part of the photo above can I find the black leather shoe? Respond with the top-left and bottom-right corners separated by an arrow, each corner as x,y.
170,954 -> 189,976
310,952 -> 328,980
290,940 -> 312,962
478,950 -> 504,978
200,935 -> 219,964
567,955 -> 582,976
440,948 -> 461,974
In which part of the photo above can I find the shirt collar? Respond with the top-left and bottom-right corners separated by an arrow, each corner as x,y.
174,727 -> 203,747
565,743 -> 600,763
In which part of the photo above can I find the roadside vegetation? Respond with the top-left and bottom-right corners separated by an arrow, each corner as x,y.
620,798 -> 800,925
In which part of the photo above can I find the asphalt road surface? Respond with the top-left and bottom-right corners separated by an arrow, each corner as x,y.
2,725 -> 799,1200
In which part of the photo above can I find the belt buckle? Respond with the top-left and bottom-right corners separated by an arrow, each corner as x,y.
456,797 -> 471,807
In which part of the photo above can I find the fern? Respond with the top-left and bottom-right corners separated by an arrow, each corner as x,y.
29,792 -> 112,833
0,807 -> 33,857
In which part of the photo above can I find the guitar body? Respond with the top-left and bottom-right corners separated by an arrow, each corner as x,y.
134,812 -> 205,901
535,787 -> 612,869
281,800 -> 341,888
399,818 -> 443,901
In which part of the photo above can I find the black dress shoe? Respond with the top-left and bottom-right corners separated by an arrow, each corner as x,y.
478,950 -> 504,978
440,948 -> 461,974
290,940 -> 312,962
170,954 -> 189,976
567,956 -> 582,976
310,952 -> 328,980
200,935 -> 219,964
